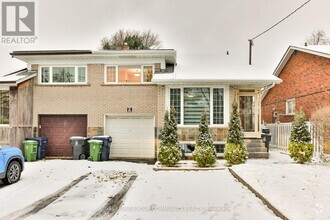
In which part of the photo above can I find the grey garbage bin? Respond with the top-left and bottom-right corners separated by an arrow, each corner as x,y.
70,136 -> 89,160
261,128 -> 272,152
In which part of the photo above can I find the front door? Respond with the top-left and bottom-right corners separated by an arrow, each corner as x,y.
238,91 -> 259,138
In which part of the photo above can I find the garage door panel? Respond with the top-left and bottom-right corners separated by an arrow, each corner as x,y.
106,116 -> 155,159
40,115 -> 87,157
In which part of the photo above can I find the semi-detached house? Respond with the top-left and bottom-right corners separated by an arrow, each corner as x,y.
0,49 -> 281,160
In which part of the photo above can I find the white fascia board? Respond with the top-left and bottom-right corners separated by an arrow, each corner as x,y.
153,79 -> 282,86
26,57 -> 166,67
15,73 -> 37,85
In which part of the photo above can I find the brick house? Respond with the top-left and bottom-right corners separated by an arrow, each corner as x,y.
0,49 -> 280,160
261,45 -> 330,123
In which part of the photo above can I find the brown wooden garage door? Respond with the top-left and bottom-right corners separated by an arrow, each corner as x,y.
39,115 -> 87,157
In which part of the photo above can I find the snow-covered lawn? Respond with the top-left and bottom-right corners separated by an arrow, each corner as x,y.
1,152 -> 328,220
231,151 -> 330,220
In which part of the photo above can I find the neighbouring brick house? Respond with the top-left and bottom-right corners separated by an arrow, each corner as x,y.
0,49 -> 280,160
261,45 -> 330,123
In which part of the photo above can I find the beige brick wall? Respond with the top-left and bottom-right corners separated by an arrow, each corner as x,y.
33,64 -> 163,132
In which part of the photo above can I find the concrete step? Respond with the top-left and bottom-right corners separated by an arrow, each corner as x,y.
248,152 -> 269,159
244,139 -> 264,148
247,147 -> 268,153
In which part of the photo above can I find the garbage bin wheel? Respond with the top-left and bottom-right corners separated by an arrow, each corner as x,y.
79,154 -> 86,160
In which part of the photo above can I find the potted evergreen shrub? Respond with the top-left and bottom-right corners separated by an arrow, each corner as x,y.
157,108 -> 182,166
192,111 -> 217,167
224,101 -> 248,165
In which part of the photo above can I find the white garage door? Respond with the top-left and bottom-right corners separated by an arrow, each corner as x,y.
105,116 -> 155,159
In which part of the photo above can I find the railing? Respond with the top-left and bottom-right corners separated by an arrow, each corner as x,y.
0,126 -> 10,145
265,122 -> 324,159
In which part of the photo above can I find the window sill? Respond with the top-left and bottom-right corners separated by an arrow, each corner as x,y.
36,83 -> 91,87
178,124 -> 228,128
284,113 -> 295,116
101,83 -> 157,86
0,124 -> 10,127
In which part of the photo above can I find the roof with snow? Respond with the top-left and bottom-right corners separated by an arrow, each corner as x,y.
261,45 -> 330,101
10,49 -> 176,64
0,68 -> 36,88
152,53 -> 281,87
273,45 -> 330,77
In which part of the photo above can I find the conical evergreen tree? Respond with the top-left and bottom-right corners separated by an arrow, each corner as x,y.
224,101 -> 248,165
192,111 -> 217,167
227,101 -> 244,146
158,108 -> 182,166
288,110 -> 313,163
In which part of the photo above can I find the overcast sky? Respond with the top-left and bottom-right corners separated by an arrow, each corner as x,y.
0,0 -> 329,75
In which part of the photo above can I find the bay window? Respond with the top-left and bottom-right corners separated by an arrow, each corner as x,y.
170,87 -> 225,125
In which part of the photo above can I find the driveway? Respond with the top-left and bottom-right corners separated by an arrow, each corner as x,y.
0,160 -> 278,220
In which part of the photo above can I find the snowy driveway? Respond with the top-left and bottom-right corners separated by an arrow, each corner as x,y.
0,160 -> 278,220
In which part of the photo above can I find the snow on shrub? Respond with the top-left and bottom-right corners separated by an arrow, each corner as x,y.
192,111 -> 217,167
224,101 -> 248,165
288,110 -> 313,163
158,108 -> 182,166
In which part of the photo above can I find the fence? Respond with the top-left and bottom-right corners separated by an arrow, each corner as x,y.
265,122 -> 323,159
0,126 -> 10,145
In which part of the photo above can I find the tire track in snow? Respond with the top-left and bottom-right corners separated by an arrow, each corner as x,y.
2,173 -> 91,220
89,174 -> 137,220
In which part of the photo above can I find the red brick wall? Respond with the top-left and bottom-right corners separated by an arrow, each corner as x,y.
262,50 -> 330,123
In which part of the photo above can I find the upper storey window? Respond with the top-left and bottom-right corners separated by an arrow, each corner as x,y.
105,65 -> 154,84
40,66 -> 87,84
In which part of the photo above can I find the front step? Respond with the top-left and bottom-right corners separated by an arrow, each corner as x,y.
244,138 -> 269,159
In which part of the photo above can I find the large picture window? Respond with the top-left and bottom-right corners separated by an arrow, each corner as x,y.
40,66 -> 87,84
170,87 -> 225,125
184,88 -> 210,125
0,91 -> 9,124
105,65 -> 154,83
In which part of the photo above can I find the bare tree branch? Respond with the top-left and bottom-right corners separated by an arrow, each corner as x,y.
306,30 -> 330,45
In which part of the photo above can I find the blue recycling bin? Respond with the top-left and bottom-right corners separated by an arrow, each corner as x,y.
25,137 -> 48,159
91,136 -> 112,161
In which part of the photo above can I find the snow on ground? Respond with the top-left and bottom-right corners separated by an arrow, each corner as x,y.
1,152 -> 328,220
0,160 -> 144,219
231,151 -> 330,220
0,159 -> 278,220
113,170 -> 278,220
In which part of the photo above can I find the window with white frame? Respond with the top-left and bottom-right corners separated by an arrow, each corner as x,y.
286,99 -> 295,115
0,91 -> 9,124
170,87 -> 225,125
105,65 -> 154,83
40,66 -> 87,84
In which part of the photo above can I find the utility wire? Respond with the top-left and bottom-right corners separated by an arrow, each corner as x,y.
251,0 -> 311,41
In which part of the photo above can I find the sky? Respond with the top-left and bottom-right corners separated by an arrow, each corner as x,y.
0,0 -> 329,76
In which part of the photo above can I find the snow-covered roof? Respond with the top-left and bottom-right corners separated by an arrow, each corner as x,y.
11,49 -> 177,64
261,45 -> 330,101
0,68 -> 36,89
273,45 -> 330,77
153,53 -> 281,87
